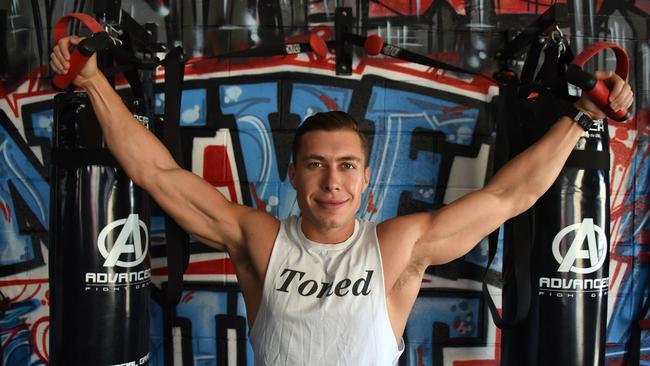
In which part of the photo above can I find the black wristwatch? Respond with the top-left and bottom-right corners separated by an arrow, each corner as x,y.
565,105 -> 595,131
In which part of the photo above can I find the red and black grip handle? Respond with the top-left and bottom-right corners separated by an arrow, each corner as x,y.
52,13 -> 106,90
566,42 -> 632,122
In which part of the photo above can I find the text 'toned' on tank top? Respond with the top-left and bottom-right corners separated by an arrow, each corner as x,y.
250,215 -> 404,366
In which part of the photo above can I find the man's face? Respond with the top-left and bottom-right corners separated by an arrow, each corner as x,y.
289,129 -> 370,233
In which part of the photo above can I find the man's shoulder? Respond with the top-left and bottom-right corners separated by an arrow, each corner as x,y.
239,209 -> 281,247
376,213 -> 432,259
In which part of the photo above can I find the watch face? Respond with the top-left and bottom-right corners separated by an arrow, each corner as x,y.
576,113 -> 594,131
573,110 -> 585,121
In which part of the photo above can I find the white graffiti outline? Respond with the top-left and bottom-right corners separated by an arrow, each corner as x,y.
237,115 -> 272,198
367,110 -> 475,220
0,140 -> 46,223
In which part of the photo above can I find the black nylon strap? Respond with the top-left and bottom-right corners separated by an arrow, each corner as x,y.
484,78 -> 516,325
162,47 -> 185,165
484,29 -> 588,329
52,148 -> 118,168
159,46 -> 190,366
520,39 -> 544,84
565,150 -> 610,170
496,4 -> 558,63
483,76 -> 532,329
161,46 -> 189,307
535,42 -> 572,98
630,294 -> 650,366
109,37 -> 145,99
483,213 -> 533,329
343,32 -> 484,77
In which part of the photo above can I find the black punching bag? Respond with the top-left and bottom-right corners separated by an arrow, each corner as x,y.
49,93 -> 151,366
501,100 -> 610,365
532,117 -> 610,365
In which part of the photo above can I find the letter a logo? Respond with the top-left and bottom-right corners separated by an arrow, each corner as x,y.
552,218 -> 607,274
98,214 -> 149,268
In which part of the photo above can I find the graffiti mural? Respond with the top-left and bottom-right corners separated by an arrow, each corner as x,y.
0,0 -> 648,365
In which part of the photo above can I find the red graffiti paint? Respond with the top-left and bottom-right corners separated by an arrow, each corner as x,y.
250,183 -> 267,212
443,105 -> 471,118
638,251 -> 650,265
1,323 -> 28,350
365,191 -> 378,214
368,0 -> 435,17
319,94 -> 339,110
31,316 -> 50,362
10,284 -> 27,302
442,105 -> 470,114
203,145 -> 238,203
454,318 -> 463,332
493,0 -> 567,15
182,291 -> 194,304
152,257 -> 237,276
0,202 -> 11,222
189,258 -> 236,275
453,326 -> 502,365
0,278 -> 48,286
41,289 -> 49,306
636,0 -> 650,15
0,66 -> 55,118
23,284 -> 42,302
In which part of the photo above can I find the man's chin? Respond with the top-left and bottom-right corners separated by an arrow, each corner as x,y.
311,212 -> 355,230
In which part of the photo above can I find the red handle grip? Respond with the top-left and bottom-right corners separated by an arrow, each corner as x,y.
52,13 -> 104,91
52,48 -> 92,90
570,42 -> 631,122
364,35 -> 384,56
587,81 -> 631,122
309,32 -> 328,59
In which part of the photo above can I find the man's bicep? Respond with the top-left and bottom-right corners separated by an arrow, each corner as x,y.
146,167 -> 251,250
414,188 -> 515,265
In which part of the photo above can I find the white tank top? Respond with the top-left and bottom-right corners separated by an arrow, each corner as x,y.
250,215 -> 404,366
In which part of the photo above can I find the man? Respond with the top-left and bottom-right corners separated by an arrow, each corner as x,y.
51,35 -> 633,365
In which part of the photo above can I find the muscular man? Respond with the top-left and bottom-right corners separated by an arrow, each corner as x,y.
51,35 -> 633,365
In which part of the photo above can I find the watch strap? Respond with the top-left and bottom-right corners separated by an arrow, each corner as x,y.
566,105 -> 595,131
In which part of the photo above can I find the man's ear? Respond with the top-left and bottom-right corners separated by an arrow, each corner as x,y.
363,166 -> 370,189
288,163 -> 296,188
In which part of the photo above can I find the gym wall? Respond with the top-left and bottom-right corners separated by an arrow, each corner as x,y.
0,1 -> 647,365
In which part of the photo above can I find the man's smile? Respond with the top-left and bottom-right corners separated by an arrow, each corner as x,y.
315,198 -> 350,209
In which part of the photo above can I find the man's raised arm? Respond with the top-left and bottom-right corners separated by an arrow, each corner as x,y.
379,71 -> 633,274
50,36 -> 270,252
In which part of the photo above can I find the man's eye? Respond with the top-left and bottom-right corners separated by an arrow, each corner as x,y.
308,162 -> 322,168
342,162 -> 355,169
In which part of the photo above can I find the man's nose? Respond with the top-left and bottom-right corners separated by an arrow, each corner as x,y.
322,167 -> 341,191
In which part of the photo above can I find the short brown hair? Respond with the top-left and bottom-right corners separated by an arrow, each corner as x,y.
291,111 -> 370,165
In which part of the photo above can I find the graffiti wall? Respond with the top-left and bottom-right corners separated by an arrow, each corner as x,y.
0,0 -> 648,365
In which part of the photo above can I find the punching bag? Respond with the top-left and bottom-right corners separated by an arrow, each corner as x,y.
49,92 -> 151,366
500,96 -> 611,366
497,39 -> 631,366
533,118 -> 610,365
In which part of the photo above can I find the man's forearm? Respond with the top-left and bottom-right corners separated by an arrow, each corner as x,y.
81,72 -> 178,186
487,116 -> 586,214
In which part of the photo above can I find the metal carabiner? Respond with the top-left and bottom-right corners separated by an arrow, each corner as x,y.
550,25 -> 567,58
103,23 -> 123,46
551,25 -> 564,43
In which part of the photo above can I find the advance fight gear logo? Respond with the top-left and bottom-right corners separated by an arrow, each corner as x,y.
98,214 -> 149,268
85,214 -> 151,292
552,218 -> 607,274
538,218 -> 609,298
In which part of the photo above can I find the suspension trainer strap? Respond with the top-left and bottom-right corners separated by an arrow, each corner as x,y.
158,45 -> 189,366
483,71 -> 532,328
